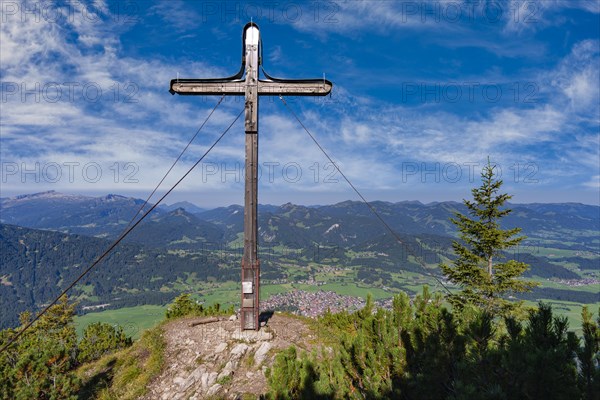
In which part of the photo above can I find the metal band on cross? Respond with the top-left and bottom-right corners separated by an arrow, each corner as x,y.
170,22 -> 333,330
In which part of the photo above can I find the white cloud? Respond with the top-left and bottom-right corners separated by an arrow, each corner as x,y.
148,0 -> 201,32
550,40 -> 600,117
284,0 -> 597,60
501,1 -> 599,34
583,175 -> 600,189
268,45 -> 282,64
288,0 -> 464,36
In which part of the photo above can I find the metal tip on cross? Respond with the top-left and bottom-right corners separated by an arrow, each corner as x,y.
169,23 -> 333,330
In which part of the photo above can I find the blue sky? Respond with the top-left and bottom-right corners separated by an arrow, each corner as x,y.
1,0 -> 599,207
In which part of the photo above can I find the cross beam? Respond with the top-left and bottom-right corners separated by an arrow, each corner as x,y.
170,22 -> 332,330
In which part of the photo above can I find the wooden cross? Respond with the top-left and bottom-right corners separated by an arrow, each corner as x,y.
170,22 -> 332,330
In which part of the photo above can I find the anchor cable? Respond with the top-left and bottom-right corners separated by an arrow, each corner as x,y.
278,95 -> 452,295
0,108 -> 244,354
124,94 -> 226,229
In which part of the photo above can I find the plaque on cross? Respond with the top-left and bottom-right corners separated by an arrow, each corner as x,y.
170,22 -> 333,330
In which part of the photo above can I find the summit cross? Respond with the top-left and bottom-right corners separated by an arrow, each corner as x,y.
169,22 -> 333,330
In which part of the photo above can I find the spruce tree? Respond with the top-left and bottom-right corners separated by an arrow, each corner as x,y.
440,159 -> 537,316
577,306 -> 600,399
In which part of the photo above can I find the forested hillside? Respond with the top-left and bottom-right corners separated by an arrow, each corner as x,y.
0,224 -> 236,328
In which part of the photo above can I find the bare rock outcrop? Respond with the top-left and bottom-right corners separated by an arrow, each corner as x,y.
142,313 -> 316,399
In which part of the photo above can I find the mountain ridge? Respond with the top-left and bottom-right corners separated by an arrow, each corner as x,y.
2,191 -> 598,254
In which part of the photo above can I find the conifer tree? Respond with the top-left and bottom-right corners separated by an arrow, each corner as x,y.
578,306 -> 600,399
440,159 -> 537,315
501,303 -> 580,399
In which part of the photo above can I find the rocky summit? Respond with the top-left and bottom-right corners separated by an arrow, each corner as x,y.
142,313 -> 317,399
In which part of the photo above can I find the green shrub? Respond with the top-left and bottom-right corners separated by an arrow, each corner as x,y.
165,293 -> 233,319
78,322 -> 132,364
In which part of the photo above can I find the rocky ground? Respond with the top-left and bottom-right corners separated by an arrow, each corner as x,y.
141,313 -> 318,399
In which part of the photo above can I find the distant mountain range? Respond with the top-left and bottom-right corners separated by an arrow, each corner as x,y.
0,191 -> 597,329
1,191 -> 598,251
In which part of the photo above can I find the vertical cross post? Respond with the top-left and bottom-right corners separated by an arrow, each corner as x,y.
241,24 -> 260,330
170,22 -> 332,330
